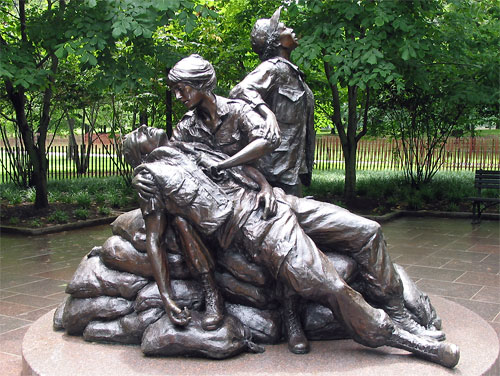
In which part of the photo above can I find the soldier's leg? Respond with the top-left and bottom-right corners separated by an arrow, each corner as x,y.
280,192 -> 442,337
279,283 -> 309,354
277,232 -> 459,368
174,217 -> 223,331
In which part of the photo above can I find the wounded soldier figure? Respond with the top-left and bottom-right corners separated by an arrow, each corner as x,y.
122,126 -> 460,368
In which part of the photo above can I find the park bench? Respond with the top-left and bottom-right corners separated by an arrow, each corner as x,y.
469,169 -> 500,223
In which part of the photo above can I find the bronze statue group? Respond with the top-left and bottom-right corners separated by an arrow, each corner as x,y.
56,8 -> 460,368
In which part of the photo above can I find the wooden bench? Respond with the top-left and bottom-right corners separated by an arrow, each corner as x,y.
469,170 -> 500,223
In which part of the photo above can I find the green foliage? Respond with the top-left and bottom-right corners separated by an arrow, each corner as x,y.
98,206 -> 111,216
0,0 -> 211,208
303,170 -> 344,198
25,188 -> 37,203
1,176 -> 134,211
8,217 -> 20,225
0,186 -> 24,205
48,210 -> 69,224
306,169 -> 476,212
74,191 -> 92,208
30,219 -> 43,228
1,0 -> 497,205
74,208 -> 89,220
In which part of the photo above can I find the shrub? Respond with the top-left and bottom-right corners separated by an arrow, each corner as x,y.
95,193 -> 107,205
406,194 -> 424,210
48,210 -> 69,224
60,193 -> 74,204
418,185 -> 435,204
1,187 -> 23,205
105,192 -> 122,208
9,216 -> 20,225
30,219 -> 43,227
98,206 -> 111,216
74,208 -> 89,220
25,187 -> 36,203
74,191 -> 92,208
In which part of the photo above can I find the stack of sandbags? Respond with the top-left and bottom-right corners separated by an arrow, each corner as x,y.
54,209 -> 262,358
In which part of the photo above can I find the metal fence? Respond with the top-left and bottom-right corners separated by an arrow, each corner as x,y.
1,137 -> 499,183
315,136 -> 500,171
0,144 -> 131,184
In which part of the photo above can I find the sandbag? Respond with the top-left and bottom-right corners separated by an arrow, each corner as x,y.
217,247 -> 270,287
100,236 -> 190,280
134,280 -> 203,312
216,272 -> 276,310
141,311 -> 263,359
301,302 -> 350,340
53,296 -> 68,331
62,295 -> 134,335
83,308 -> 164,344
101,235 -> 153,277
225,303 -> 282,344
110,209 -> 147,252
66,252 -> 148,300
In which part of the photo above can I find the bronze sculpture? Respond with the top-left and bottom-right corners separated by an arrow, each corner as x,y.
54,123 -> 459,367
52,10 -> 461,370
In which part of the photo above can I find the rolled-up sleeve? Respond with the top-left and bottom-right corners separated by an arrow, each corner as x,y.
132,168 -> 162,216
230,61 -> 276,109
239,104 -> 280,149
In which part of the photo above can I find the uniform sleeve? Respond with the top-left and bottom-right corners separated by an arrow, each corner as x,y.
238,104 -> 278,146
229,61 -> 277,108
132,169 -> 163,217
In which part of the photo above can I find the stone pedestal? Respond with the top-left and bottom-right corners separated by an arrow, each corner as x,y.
22,297 -> 499,376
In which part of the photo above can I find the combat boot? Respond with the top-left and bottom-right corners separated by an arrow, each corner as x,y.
283,295 -> 310,354
387,304 -> 446,341
201,273 -> 223,331
387,326 -> 459,368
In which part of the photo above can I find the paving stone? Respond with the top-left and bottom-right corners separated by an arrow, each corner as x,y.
456,272 -> 500,288
405,265 -> 465,282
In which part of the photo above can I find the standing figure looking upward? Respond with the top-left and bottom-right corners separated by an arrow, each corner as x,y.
230,7 -> 315,197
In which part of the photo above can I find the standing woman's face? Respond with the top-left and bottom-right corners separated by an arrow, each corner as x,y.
172,83 -> 204,110
278,22 -> 298,50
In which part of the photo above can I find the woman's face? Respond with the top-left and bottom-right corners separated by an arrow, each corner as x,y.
172,83 -> 204,110
278,22 -> 298,50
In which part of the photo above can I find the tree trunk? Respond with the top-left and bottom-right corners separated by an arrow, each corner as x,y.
343,86 -> 359,201
166,89 -> 173,138
139,110 -> 148,126
33,162 -> 49,209
342,140 -> 357,202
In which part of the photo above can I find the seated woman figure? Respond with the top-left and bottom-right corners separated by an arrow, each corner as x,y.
123,129 -> 459,369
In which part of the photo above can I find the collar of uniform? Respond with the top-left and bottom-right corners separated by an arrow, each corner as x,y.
269,56 -> 303,77
185,95 -> 230,137
215,95 -> 231,118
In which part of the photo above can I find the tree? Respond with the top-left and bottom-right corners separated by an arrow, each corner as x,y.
377,0 -> 499,186
289,0 -> 451,201
0,0 -> 200,208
